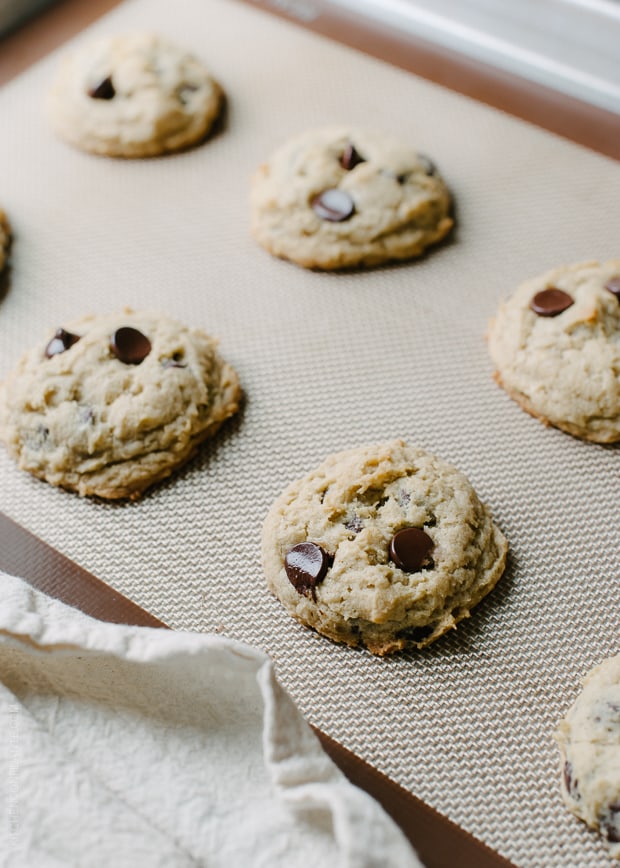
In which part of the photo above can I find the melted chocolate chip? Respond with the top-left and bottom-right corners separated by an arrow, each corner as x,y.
45,328 -> 80,358
530,288 -> 574,317
110,327 -> 152,365
311,189 -> 355,222
340,143 -> 366,171
284,542 -> 332,600
88,76 -> 115,100
389,527 -> 434,572
605,277 -> 620,299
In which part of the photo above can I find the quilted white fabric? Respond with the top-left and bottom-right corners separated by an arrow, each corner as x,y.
0,571 -> 420,867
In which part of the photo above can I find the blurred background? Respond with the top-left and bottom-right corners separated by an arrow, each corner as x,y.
1,0 -> 619,113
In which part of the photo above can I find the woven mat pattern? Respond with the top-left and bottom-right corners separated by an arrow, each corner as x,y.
0,1 -> 619,864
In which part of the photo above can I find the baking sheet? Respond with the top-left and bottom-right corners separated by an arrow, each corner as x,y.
0,0 -> 618,865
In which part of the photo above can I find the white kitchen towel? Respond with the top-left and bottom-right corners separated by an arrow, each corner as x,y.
0,570 -> 421,867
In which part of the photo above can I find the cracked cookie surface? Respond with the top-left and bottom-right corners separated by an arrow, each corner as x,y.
250,126 -> 453,269
0,310 -> 240,499
48,32 -> 223,157
556,653 -> 620,860
261,440 -> 507,655
488,259 -> 620,442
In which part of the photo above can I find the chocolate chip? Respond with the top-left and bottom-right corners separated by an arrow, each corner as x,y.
601,804 -> 620,843
284,542 -> 332,600
341,143 -> 366,171
389,527 -> 434,572
88,76 -> 115,100
110,327 -> 152,365
529,288 -> 574,317
311,189 -> 355,222
45,328 -> 80,358
417,154 -> 436,175
605,277 -> 620,299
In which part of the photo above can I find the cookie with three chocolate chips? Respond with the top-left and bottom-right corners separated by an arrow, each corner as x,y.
488,259 -> 620,442
261,440 -> 507,655
47,32 -> 223,158
0,310 -> 240,499
250,126 -> 453,269
556,653 -> 620,860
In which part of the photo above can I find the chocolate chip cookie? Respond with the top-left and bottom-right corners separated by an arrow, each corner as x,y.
0,310 -> 240,499
262,440 -> 507,655
556,653 -> 620,859
47,33 -> 223,157
488,259 -> 620,442
250,126 -> 453,269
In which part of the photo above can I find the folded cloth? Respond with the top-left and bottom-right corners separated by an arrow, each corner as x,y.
0,571 -> 422,867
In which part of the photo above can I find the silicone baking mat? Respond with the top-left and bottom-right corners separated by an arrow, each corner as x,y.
0,1 -> 618,865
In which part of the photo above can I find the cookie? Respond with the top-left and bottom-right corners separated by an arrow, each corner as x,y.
47,33 -> 223,158
0,208 -> 11,274
250,126 -> 453,269
0,310 -> 240,499
488,259 -> 620,443
261,440 -> 507,655
556,653 -> 620,859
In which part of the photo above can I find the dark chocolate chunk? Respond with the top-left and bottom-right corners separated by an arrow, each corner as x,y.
88,76 -> 115,100
605,277 -> 620,299
110,327 -> 152,365
341,143 -> 366,171
45,328 -> 81,358
389,527 -> 434,572
311,189 -> 355,222
284,542 -> 332,600
530,288 -> 574,317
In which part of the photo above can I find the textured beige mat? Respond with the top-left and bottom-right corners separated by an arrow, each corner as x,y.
0,1 -> 618,865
